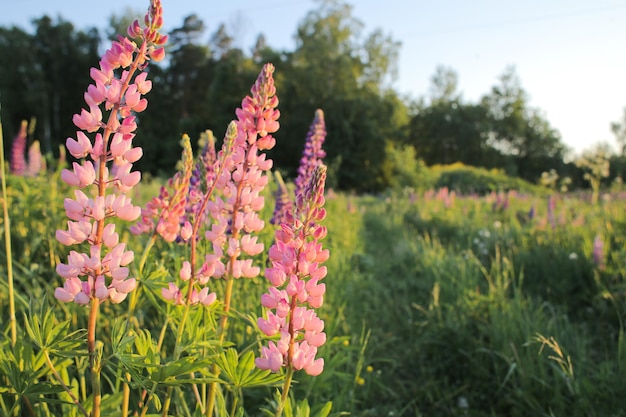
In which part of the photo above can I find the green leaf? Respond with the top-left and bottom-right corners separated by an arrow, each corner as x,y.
295,399 -> 311,417
312,402 -> 333,417
217,348 -> 284,389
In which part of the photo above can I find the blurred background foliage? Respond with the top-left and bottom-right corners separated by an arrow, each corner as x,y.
6,0 -> 626,193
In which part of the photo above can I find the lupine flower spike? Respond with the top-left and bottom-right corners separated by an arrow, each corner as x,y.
10,120 -> 27,175
131,135 -> 194,243
256,164 -> 329,377
26,141 -> 45,177
203,63 -> 279,283
270,171 -> 293,226
271,109 -> 325,225
55,0 -> 166,305
294,109 -> 326,200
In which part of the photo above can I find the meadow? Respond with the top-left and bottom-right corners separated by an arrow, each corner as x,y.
2,166 -> 626,416
1,2 -> 626,415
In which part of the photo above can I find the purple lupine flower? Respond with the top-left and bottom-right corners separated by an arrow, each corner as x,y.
270,171 -> 293,225
294,109 -> 326,200
10,120 -> 27,175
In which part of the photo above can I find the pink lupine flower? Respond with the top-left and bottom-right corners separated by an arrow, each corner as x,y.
203,63 -> 279,283
26,141 -> 45,176
10,120 -> 27,175
256,164 -> 329,376
131,136 -> 193,243
593,235 -> 604,269
55,2 -> 166,305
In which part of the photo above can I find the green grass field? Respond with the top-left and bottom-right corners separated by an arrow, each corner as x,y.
2,171 -> 626,416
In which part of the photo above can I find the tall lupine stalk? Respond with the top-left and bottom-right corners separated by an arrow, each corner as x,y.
26,140 -> 45,176
256,164 -> 329,417
270,171 -> 294,226
294,109 -> 326,201
202,62 -> 280,417
54,2 -> 166,416
271,109 -> 325,226
10,120 -> 27,175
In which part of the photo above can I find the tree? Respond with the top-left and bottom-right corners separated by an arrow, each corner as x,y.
106,7 -> 143,41
0,18 -> 100,156
429,65 -> 460,104
610,107 -> 626,155
481,66 -> 566,181
275,0 -> 406,191
576,143 -> 611,204
408,66 -> 494,167
409,100 -> 493,167
210,23 -> 234,59
137,14 -> 214,173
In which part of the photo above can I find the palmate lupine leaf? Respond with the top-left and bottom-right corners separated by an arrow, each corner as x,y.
23,297 -> 87,357
261,393 -> 334,417
217,348 -> 283,389
138,356 -> 220,387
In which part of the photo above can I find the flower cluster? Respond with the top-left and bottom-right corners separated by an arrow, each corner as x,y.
159,64 -> 279,307
130,135 -> 194,243
185,130 -> 218,231
203,63 -> 279,281
256,165 -> 329,376
271,109 -> 326,226
157,127 -> 236,306
55,2 -> 166,305
10,120 -> 27,175
270,171 -> 293,226
294,109 -> 326,201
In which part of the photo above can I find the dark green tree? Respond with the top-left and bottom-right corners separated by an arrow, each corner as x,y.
275,0 -> 406,191
408,66 -> 495,167
0,17 -> 99,155
136,14 -> 213,173
481,66 -> 566,180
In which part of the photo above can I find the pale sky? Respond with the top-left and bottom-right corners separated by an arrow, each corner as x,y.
3,0 -> 626,156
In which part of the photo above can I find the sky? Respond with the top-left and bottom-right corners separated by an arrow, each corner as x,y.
3,0 -> 626,156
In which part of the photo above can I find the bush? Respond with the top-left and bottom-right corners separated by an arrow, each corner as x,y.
431,162 -> 548,195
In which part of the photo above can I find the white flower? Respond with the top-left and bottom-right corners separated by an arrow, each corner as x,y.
569,252 -> 578,260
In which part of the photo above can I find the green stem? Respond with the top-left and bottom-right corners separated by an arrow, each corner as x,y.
275,367 -> 294,417
122,234 -> 157,417
0,104 -> 16,347
229,389 -> 240,417
44,350 -> 89,417
205,278 -> 234,417
161,295 -> 194,416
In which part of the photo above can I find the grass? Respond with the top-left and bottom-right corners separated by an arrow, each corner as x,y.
1,171 -> 626,416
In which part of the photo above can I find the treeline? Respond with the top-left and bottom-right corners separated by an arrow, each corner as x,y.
0,1 -> 604,191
